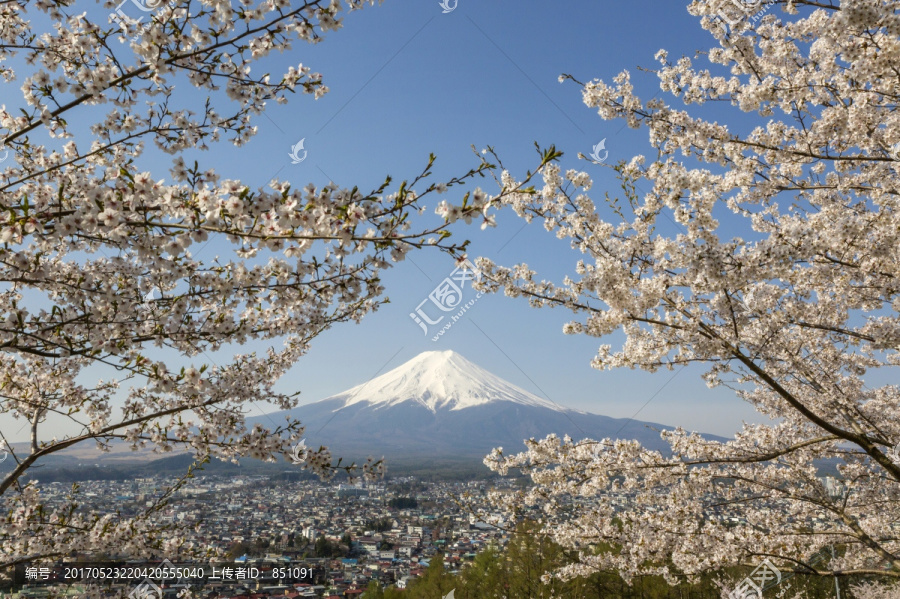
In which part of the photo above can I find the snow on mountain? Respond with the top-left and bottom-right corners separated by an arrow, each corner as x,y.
333,350 -> 572,413
249,350 -> 700,459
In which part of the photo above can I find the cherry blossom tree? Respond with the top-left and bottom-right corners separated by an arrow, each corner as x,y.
851,581 -> 900,599
469,0 -> 900,593
0,0 -> 517,570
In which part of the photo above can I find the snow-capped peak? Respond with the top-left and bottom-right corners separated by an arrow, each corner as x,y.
331,350 -> 569,413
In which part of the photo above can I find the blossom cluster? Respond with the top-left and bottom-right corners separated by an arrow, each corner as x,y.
0,0 -> 497,573
476,0 -> 900,590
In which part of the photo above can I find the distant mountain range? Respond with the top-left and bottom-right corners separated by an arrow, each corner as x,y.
249,350 -> 691,460
4,351 -> 727,481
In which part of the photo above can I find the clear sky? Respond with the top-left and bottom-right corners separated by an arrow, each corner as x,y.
3,0 -> 773,443
216,0 -> 765,438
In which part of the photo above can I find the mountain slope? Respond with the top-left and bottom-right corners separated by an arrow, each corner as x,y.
334,350 -> 575,413
252,350 -> 689,459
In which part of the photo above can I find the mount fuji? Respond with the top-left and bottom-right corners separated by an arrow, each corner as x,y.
252,350 -> 688,459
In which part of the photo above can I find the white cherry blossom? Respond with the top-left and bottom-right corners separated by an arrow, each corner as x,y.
0,0 -> 520,574
476,0 -> 900,591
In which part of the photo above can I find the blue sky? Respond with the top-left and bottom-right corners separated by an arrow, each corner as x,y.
213,0 -> 764,437
3,0 -> 771,443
